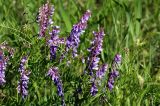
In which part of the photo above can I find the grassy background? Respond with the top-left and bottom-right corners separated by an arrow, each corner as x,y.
0,0 -> 160,105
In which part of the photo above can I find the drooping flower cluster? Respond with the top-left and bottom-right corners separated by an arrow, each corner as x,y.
86,28 -> 105,75
0,50 -> 7,85
17,56 -> 30,98
48,26 -> 65,60
107,54 -> 121,91
47,67 -> 65,106
37,2 -> 54,37
66,10 -> 91,57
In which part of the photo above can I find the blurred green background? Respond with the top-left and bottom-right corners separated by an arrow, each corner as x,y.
0,0 -> 160,105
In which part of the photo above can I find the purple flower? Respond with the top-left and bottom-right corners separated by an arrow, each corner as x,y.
0,44 -> 14,85
107,70 -> 119,91
17,71 -> 30,99
17,56 -> 30,98
47,67 -> 65,105
37,2 -> 54,37
107,54 -> 121,91
96,64 -> 108,79
66,10 -> 91,57
48,26 -> 65,60
0,50 -> 7,85
86,28 -> 105,75
112,54 -> 122,71
47,67 -> 59,83
90,82 -> 98,96
114,54 -> 122,65
19,56 -> 27,73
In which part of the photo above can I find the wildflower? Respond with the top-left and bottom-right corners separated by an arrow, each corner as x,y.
107,54 -> 121,91
37,2 -> 54,37
66,10 -> 91,57
0,50 -> 7,85
0,44 -> 14,85
48,26 -> 65,60
17,71 -> 30,98
17,56 -> 30,98
86,28 -> 105,76
107,70 -> 119,91
19,56 -> 27,73
96,64 -> 108,79
113,54 -> 122,67
47,67 -> 65,106
90,82 -> 98,96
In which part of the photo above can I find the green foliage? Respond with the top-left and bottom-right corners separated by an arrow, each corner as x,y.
0,0 -> 160,105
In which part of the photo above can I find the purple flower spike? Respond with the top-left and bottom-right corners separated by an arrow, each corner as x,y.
47,67 -> 59,83
47,67 -> 65,106
112,54 -> 122,70
107,54 -> 121,91
107,70 -> 119,91
114,54 -> 122,65
19,56 -> 27,73
48,26 -> 65,60
17,56 -> 30,98
0,50 -> 7,85
37,2 -> 54,37
17,71 -> 30,99
86,28 -> 105,75
66,10 -> 91,57
90,82 -> 98,96
96,64 -> 108,79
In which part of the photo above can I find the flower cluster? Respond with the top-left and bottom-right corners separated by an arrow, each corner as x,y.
37,2 -> 54,37
90,82 -> 98,96
17,56 -> 30,98
0,50 -> 7,85
90,64 -> 108,96
84,29 -> 106,96
17,71 -> 30,98
66,10 -> 91,57
96,64 -> 108,79
48,26 -> 65,60
107,70 -> 119,91
19,56 -> 27,73
47,67 -> 65,106
113,54 -> 122,68
86,28 -> 105,76
0,43 -> 14,85
107,54 -> 121,91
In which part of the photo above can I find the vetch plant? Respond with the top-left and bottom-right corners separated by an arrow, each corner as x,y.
0,1 -> 127,105
48,26 -> 65,60
107,54 -> 121,91
37,2 -> 54,37
0,43 -> 14,85
17,56 -> 30,99
47,67 -> 65,106
86,28 -> 105,76
90,82 -> 98,96
0,50 -> 7,85
64,10 -> 91,58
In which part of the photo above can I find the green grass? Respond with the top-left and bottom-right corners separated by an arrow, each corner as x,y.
0,0 -> 160,105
